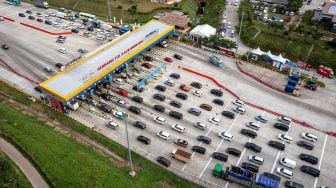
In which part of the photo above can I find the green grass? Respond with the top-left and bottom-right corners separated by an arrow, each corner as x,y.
0,82 -> 199,188
0,151 -> 32,188
200,0 -> 225,29
180,0 -> 197,24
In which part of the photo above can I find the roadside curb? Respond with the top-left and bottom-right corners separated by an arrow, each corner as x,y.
20,22 -> 72,35
1,16 -> 15,22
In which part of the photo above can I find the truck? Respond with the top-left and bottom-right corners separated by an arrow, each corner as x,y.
284,85 -> 301,97
317,65 -> 334,78
209,55 -> 223,67
33,0 -> 49,9
212,164 -> 280,188
170,148 -> 192,163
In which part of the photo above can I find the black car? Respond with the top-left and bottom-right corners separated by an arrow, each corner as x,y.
132,96 -> 143,103
262,172 -> 281,181
26,10 -> 33,14
99,104 -> 112,113
155,85 -> 166,92
19,13 -> 25,17
28,15 -> 35,20
190,82 -> 202,89
222,111 -> 235,119
55,63 -> 64,69
174,139 -> 188,147
226,148 -> 241,157
274,123 -> 289,131
284,181 -> 304,188
213,98 -> 224,106
1,44 -> 9,50
174,53 -> 183,60
169,111 -> 183,120
153,105 -> 165,112
45,20 -> 52,25
197,135 -> 212,144
128,106 -> 141,114
212,152 -> 228,162
188,108 -> 201,116
133,121 -> 146,129
157,156 -> 171,167
143,55 -> 153,61
245,142 -> 262,153
242,162 -> 259,173
268,140 -> 285,151
210,89 -> 223,97
101,93 -> 112,101
34,86 -> 43,93
71,28 -> 79,33
153,93 -> 166,101
192,145 -> 206,154
299,153 -> 318,165
87,26 -> 94,31
241,129 -> 257,138
297,140 -> 314,150
170,100 -> 182,108
300,165 -> 320,177
137,135 -> 150,145
176,93 -> 188,100
170,73 -> 180,79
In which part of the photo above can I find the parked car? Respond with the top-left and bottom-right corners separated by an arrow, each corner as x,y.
28,15 -> 35,20
174,53 -> 183,60
37,18 -> 43,22
157,131 -> 170,140
153,105 -> 165,112
133,121 -> 146,129
132,96 -> 143,103
176,92 -> 188,100
26,10 -> 33,14
197,135 -> 212,144
268,140 -> 285,151
278,134 -> 293,143
218,132 -> 233,141
276,167 -> 293,179
200,103 -> 212,111
171,123 -> 186,133
242,162 -> 259,173
248,155 -> 264,165
190,82 -> 202,89
174,139 -> 188,147
106,121 -> 119,129
297,140 -> 314,150
194,122 -> 207,130
99,104 -> 112,113
222,111 -> 236,119
153,116 -> 165,124
212,152 -> 228,162
128,106 -> 141,114
170,100 -> 182,108
234,106 -> 246,114
284,181 -> 304,188
155,85 -> 166,92
299,153 -> 318,165
45,20 -> 52,25
232,99 -> 245,107
226,147 -> 241,157
58,48 -> 67,53
192,145 -> 206,154
209,117 -> 221,125
210,89 -> 223,97
137,135 -> 151,145
213,98 -> 224,106
193,90 -> 203,97
170,73 -> 180,79
71,28 -> 79,33
165,79 -> 175,86
1,44 -> 9,50
245,142 -> 262,152
278,116 -> 292,125
274,123 -> 289,131
19,13 -> 26,17
300,165 -> 320,177
262,172 -> 281,181
246,122 -> 260,130
188,108 -> 201,116
153,93 -> 166,101
164,57 -> 173,62
241,129 -> 257,138
142,62 -> 152,69
256,115 -> 268,123
169,111 -> 183,120
143,55 -> 154,61
300,132 -> 317,143
157,156 -> 171,167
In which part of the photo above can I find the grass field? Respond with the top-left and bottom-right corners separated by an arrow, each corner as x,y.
0,151 -> 32,188
0,82 -> 199,188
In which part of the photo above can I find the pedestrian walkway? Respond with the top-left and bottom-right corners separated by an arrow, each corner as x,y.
0,137 -> 49,188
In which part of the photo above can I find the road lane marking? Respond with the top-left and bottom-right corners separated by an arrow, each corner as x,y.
313,134 -> 328,188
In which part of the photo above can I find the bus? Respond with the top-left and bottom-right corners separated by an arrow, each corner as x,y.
79,12 -> 96,21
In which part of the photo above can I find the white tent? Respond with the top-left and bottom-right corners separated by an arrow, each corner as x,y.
273,54 -> 286,63
251,47 -> 263,56
189,24 -> 216,42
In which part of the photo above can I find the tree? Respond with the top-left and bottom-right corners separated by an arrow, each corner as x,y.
288,0 -> 303,12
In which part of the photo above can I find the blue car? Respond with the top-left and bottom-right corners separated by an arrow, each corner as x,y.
255,115 -> 268,123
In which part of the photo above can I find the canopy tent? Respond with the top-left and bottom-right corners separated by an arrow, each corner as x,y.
189,24 -> 216,42
251,47 -> 263,56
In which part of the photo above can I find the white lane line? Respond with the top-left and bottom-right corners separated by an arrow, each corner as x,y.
236,138 -> 252,166
198,113 -> 240,178
313,134 -> 328,188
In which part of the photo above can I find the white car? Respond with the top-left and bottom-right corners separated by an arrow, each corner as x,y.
218,132 -> 233,141
276,167 -> 293,179
77,24 -> 85,29
234,106 -> 246,114
233,1 -> 238,6
208,117 -> 221,125
246,122 -> 260,130
154,116 -> 165,124
53,23 -> 60,28
113,111 -> 127,119
58,48 -> 67,53
113,78 -> 123,84
171,123 -> 186,133
232,99 -> 245,107
301,132 -> 317,143
192,90 -> 203,97
194,122 -> 207,130
278,133 -> 293,144
106,121 -> 119,129
157,131 -> 170,140
115,99 -> 125,107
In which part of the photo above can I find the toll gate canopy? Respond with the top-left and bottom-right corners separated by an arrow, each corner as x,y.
39,20 -> 174,102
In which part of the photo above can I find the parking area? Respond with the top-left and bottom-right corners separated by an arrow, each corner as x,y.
68,45 -> 335,187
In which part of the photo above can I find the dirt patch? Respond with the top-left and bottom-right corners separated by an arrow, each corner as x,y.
154,180 -> 175,188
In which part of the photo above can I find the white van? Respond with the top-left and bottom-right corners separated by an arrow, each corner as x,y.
278,116 -> 292,125
230,30 -> 235,37
248,155 -> 264,165
218,132 -> 233,141
276,167 -> 293,179
279,157 -> 296,169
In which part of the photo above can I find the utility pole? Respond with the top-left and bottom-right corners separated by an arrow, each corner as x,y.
107,0 -> 112,21
124,118 -> 136,177
236,12 -> 245,58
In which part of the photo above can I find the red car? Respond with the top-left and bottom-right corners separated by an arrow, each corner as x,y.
164,57 -> 173,63
37,18 -> 44,22
142,62 -> 152,69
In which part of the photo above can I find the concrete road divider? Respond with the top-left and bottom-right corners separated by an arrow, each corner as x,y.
20,22 -> 72,35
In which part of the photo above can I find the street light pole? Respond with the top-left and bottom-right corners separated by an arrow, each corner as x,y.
236,12 -> 245,57
124,118 -> 135,177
